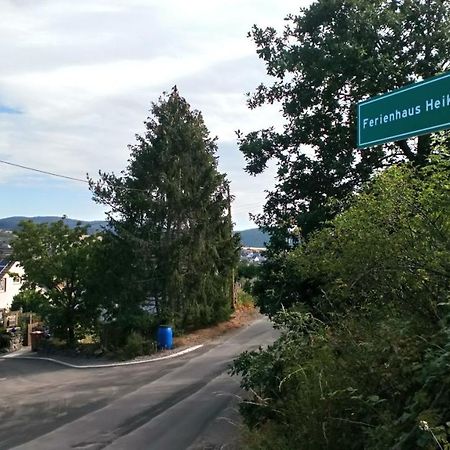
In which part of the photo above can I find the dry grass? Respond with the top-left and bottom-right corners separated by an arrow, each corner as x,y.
173,306 -> 260,347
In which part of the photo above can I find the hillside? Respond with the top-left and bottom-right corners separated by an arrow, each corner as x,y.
236,228 -> 268,248
0,216 -> 269,248
0,216 -> 107,234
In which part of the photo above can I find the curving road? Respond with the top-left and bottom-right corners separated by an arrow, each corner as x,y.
0,317 -> 276,450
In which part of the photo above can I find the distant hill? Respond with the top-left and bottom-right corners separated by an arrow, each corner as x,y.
236,228 -> 268,248
0,216 -> 269,247
0,216 -> 107,234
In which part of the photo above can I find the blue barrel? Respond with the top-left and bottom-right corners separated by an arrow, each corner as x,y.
157,326 -> 173,350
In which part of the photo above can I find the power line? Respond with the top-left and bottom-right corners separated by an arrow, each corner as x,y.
0,158 -> 266,208
0,159 -> 89,184
0,158 -> 143,192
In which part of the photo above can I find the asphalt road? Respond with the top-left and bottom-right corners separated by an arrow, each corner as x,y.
0,317 -> 276,450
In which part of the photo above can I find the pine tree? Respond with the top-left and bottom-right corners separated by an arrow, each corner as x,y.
90,88 -> 239,329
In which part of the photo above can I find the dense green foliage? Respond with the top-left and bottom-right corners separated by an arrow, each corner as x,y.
237,261 -> 260,283
91,88 -> 239,330
237,261 -> 260,302
289,156 -> 449,320
244,0 -> 450,320
11,289 -> 48,315
239,0 -> 450,244
232,153 -> 450,449
11,220 -> 102,346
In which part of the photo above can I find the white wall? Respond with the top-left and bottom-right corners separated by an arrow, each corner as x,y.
0,262 -> 25,310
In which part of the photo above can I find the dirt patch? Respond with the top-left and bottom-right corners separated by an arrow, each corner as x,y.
174,306 -> 260,347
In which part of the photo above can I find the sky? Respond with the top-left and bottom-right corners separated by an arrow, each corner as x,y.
0,0 -> 313,230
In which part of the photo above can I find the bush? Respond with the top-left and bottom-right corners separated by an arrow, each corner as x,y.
237,261 -> 260,280
231,154 -> 450,449
232,309 -> 449,449
252,151 -> 450,320
237,289 -> 254,308
287,157 -> 450,321
11,290 -> 48,314
119,332 -> 145,360
100,312 -> 159,351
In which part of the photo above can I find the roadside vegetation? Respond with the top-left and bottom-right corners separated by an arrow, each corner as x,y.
232,150 -> 450,449
237,260 -> 260,304
230,0 -> 450,448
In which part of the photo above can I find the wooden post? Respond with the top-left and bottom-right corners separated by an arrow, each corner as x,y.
226,183 -> 236,310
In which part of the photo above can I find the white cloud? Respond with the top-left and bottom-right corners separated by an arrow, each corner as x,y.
0,0 -> 313,228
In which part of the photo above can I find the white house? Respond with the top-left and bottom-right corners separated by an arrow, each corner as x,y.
0,260 -> 24,310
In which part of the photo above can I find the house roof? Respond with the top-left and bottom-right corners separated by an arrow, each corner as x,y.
0,259 -> 14,279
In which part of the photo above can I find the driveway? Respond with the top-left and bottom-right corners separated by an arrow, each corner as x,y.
0,317 -> 276,450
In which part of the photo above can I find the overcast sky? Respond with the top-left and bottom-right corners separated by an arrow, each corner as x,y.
0,0 -> 313,230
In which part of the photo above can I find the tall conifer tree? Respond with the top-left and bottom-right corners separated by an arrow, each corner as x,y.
91,88 -> 238,328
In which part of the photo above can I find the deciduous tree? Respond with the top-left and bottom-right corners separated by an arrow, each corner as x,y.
239,0 -> 450,243
12,220 -> 101,346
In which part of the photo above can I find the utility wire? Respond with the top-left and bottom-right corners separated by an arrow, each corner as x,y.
0,158 -> 89,184
0,158 -> 265,206
0,158 -> 144,192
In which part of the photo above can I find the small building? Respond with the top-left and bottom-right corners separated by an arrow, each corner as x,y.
0,260 -> 24,310
240,247 -> 266,264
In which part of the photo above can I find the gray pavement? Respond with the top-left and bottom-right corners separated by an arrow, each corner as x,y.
0,317 -> 276,450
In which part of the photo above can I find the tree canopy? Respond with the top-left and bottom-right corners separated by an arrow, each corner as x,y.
91,88 -> 239,329
11,220 -> 101,346
232,147 -> 450,449
289,145 -> 450,319
239,0 -> 450,244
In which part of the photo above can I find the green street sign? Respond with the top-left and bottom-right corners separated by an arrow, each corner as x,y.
357,71 -> 450,148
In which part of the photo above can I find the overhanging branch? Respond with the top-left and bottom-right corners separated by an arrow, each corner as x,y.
394,140 -> 415,161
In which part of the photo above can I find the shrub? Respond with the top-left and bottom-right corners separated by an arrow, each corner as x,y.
237,289 -> 254,308
100,312 -> 159,351
232,309 -> 450,449
120,332 -> 145,360
231,154 -> 450,449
